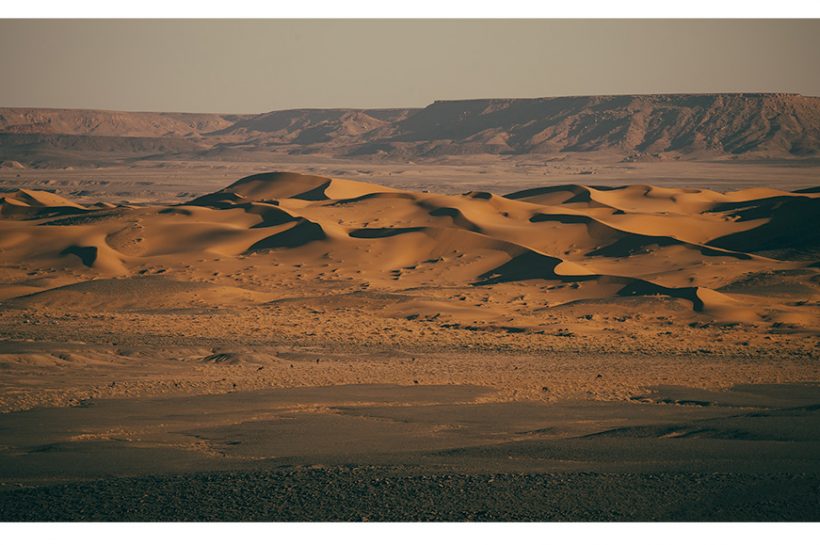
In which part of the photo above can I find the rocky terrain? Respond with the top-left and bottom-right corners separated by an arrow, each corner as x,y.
2,94 -> 819,167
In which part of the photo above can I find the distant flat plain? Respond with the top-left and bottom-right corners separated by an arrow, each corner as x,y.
3,154 -> 819,204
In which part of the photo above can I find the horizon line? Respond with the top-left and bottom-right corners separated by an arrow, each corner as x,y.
1,91 -> 815,116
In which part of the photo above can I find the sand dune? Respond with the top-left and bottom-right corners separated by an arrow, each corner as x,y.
219,171 -> 401,202
0,188 -> 90,217
0,172 -> 818,334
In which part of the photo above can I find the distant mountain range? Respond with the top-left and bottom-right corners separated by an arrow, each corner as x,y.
1,93 -> 819,166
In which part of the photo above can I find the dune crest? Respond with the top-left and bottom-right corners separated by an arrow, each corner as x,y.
1,172 -> 818,330
215,171 -> 399,203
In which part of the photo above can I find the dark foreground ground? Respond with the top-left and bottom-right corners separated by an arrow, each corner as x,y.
2,468 -> 819,522
1,382 -> 819,521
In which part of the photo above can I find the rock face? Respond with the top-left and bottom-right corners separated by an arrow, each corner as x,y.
1,93 -> 818,163
0,108 -> 246,137
367,93 -> 820,157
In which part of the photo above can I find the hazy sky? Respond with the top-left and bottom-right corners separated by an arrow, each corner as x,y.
1,19 -> 819,113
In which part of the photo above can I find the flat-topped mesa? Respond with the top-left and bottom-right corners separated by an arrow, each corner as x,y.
381,93 -> 820,157
0,108 -> 243,137
3,94 -> 818,162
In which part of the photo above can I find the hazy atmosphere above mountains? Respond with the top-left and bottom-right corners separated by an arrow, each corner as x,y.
1,19 -> 819,112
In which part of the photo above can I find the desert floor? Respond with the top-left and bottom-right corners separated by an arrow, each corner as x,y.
3,154 -> 820,203
0,158 -> 818,521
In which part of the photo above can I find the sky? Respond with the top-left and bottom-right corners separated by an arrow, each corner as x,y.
1,19 -> 819,113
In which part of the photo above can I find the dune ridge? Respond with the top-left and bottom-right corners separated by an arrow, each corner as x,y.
1,171 -> 818,331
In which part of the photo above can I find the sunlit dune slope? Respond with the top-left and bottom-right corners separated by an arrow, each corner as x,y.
1,171 -> 818,329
